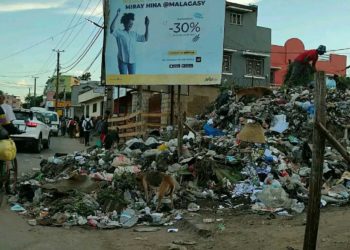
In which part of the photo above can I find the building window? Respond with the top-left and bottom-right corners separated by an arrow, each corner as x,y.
230,13 -> 242,25
93,103 -> 97,112
246,58 -> 264,76
222,53 -> 232,73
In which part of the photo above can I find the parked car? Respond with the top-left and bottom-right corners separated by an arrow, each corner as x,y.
43,111 -> 60,136
11,109 -> 51,153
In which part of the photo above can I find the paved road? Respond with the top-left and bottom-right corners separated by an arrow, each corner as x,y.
16,135 -> 90,175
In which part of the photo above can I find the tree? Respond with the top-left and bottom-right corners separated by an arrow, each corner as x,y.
336,76 -> 350,90
79,72 -> 91,81
24,95 -> 43,108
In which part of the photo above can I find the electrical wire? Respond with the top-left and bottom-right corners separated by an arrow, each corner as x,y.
0,70 -> 53,78
0,20 -> 86,63
36,0 -> 85,74
84,48 -> 102,73
61,29 -> 102,74
61,28 -> 102,71
62,17 -> 103,65
62,0 -> 101,51
60,0 -> 93,49
54,0 -> 85,50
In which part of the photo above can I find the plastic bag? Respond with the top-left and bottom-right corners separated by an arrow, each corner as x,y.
203,124 -> 225,137
0,139 -> 17,161
256,185 -> 292,209
95,139 -> 102,148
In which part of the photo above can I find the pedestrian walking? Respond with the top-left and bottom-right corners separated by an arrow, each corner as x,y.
100,111 -> 111,144
79,115 -> 85,144
60,117 -> 67,136
82,115 -> 93,146
67,118 -> 77,138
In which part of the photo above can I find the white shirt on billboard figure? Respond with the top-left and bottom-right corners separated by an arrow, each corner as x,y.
110,8 -> 149,75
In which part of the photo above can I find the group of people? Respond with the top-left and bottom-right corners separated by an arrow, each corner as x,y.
59,111 -> 113,147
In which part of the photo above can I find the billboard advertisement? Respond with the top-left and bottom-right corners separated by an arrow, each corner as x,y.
105,0 -> 226,85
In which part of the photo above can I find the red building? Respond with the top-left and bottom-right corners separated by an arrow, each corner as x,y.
271,38 -> 347,86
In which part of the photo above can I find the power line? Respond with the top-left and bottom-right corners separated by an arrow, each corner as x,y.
61,30 -> 102,74
0,70 -> 53,78
54,0 -> 84,50
63,0 -> 102,51
62,17 -> 103,65
61,0 -> 93,50
61,28 -> 102,72
84,48 -> 102,73
0,21 -> 85,62
36,0 -> 85,74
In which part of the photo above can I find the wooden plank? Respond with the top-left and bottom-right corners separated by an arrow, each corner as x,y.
317,122 -> 350,164
303,72 -> 327,250
109,112 -> 140,123
119,131 -> 145,138
118,122 -> 144,130
141,113 -> 169,118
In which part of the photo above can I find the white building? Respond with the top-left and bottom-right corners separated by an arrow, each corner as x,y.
78,88 -> 104,118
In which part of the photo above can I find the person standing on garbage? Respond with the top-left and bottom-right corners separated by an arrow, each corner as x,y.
100,110 -> 111,144
82,115 -> 93,146
285,45 -> 326,85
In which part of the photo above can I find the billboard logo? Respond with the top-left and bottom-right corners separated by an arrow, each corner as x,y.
169,64 -> 181,68
196,57 -> 202,63
181,64 -> 193,68
194,13 -> 203,19
192,34 -> 200,42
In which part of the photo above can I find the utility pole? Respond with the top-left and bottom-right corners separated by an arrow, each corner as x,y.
32,76 -> 39,107
63,88 -> 66,117
28,88 -> 31,107
101,0 -> 113,114
53,49 -> 64,112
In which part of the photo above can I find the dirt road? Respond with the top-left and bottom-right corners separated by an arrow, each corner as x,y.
1,202 -> 350,250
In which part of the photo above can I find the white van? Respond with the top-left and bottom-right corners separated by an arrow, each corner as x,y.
29,108 -> 60,136
43,111 -> 60,136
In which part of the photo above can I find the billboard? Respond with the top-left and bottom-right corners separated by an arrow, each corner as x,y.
105,0 -> 226,85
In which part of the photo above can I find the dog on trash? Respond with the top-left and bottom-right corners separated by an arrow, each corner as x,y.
235,87 -> 273,102
136,171 -> 176,211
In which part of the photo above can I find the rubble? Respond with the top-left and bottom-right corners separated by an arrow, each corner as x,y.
7,86 -> 350,231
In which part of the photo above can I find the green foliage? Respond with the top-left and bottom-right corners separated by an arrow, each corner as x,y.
24,95 -> 43,108
79,72 -> 91,81
336,76 -> 350,90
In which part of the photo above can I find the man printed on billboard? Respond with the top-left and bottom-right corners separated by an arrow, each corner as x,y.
110,8 -> 150,75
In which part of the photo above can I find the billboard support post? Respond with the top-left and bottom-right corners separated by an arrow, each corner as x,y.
177,85 -> 183,159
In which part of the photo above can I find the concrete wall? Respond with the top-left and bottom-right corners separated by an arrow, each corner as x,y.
223,3 -> 271,86
83,98 -> 104,118
160,86 -> 219,125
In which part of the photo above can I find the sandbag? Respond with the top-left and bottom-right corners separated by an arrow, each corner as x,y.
0,139 -> 17,161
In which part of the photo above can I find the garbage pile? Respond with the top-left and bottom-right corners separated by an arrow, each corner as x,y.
9,86 -> 350,229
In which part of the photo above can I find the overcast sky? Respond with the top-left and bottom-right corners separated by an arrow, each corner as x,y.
0,0 -> 349,100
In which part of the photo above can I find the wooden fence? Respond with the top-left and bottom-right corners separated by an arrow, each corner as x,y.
108,112 -> 169,140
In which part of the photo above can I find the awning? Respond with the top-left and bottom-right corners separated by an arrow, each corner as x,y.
226,6 -> 253,13
242,51 -> 270,57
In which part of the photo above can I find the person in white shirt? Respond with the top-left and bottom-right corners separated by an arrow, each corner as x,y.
110,8 -> 149,74
82,115 -> 93,146
0,90 -> 19,135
